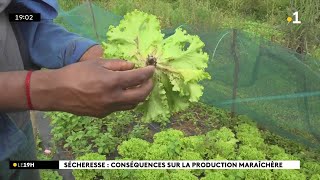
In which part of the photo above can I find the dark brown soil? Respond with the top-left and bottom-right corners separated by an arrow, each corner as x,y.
171,119 -> 202,136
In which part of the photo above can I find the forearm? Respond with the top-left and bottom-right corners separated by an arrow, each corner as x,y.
0,70 -> 56,112
0,59 -> 155,117
0,71 -> 29,111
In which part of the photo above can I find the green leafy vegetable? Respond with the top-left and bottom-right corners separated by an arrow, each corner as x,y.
72,153 -> 105,180
205,127 -> 238,159
118,138 -> 150,159
102,10 -> 210,123
40,170 -> 63,180
72,121 -> 320,180
134,170 -> 170,180
170,171 -> 198,180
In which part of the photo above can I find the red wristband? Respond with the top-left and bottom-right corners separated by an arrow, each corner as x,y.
25,71 -> 34,110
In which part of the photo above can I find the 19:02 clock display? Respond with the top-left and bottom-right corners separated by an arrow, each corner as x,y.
9,13 -> 41,22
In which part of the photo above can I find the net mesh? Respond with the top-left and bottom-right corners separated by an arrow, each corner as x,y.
55,2 -> 320,148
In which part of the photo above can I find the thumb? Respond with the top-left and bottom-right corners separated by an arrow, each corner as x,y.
102,59 -> 135,71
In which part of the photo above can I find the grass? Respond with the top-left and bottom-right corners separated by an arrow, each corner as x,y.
57,0 -> 320,59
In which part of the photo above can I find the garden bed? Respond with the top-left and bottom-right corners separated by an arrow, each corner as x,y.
36,102 -> 320,179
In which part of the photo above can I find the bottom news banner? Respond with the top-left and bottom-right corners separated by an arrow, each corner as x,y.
9,160 -> 300,170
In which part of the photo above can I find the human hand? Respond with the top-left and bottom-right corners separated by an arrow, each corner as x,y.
31,59 -> 155,118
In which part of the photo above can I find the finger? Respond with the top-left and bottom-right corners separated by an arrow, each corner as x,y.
120,79 -> 154,104
101,59 -> 135,71
118,66 -> 155,88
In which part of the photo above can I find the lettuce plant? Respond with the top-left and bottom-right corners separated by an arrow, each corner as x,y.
102,10 -> 211,123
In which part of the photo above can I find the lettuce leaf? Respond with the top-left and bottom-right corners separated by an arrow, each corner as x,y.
102,10 -> 210,123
